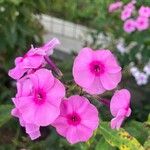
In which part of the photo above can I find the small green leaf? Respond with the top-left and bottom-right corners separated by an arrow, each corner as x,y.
99,122 -> 144,150
96,137 -> 115,150
0,104 -> 13,127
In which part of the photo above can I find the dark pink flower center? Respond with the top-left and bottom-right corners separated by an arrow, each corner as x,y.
67,112 -> 81,126
127,23 -> 131,28
89,61 -> 105,76
34,89 -> 46,104
140,21 -> 144,25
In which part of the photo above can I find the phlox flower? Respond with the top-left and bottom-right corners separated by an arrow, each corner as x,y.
123,19 -> 136,33
130,66 -> 148,85
52,95 -> 99,144
12,69 -> 65,138
139,6 -> 150,18
11,108 -> 41,140
73,48 -> 122,94
116,42 -> 126,54
108,1 -> 123,13
136,16 -> 149,31
110,89 -> 131,129
135,72 -> 148,86
121,9 -> 132,21
130,66 -> 139,77
121,3 -> 134,21
124,2 -> 135,10
8,38 -> 60,80
116,38 -> 127,54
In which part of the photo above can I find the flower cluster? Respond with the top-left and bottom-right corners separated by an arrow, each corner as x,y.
109,0 -> 150,33
9,38 -> 131,144
130,63 -> 150,85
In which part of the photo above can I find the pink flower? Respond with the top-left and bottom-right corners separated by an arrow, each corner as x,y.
110,89 -> 131,129
121,8 -> 133,21
108,1 -> 123,13
123,19 -> 136,33
52,95 -> 99,144
12,69 -> 65,127
121,2 -> 135,21
136,16 -> 149,31
139,6 -> 150,18
124,2 -> 135,10
11,108 -> 41,140
8,38 -> 60,80
73,48 -> 122,94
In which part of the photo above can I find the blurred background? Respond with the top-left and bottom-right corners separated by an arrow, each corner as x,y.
0,0 -> 150,149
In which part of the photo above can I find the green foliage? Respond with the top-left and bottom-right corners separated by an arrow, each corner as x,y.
96,137 -> 115,150
48,0 -> 112,27
124,120 -> 148,144
0,105 -> 12,127
0,0 -> 49,70
99,122 -> 144,150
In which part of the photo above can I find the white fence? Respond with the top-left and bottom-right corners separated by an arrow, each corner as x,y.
37,15 -> 92,53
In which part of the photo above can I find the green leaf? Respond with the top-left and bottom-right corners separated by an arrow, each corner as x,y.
96,137 -> 115,150
99,122 -> 144,150
125,120 -> 148,144
0,105 -> 13,127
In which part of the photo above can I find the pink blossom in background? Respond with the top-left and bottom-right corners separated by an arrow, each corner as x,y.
11,69 -> 65,139
124,2 -> 135,10
52,95 -> 99,144
139,6 -> 150,18
121,8 -> 133,21
123,19 -> 136,33
131,0 -> 136,4
73,48 -> 122,94
108,1 -> 123,13
110,89 -> 131,129
8,38 -> 60,80
136,16 -> 149,31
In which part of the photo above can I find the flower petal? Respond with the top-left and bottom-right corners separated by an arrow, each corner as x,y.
110,89 -> 131,116
73,47 -> 95,87
100,72 -> 121,90
46,79 -> 65,107
52,116 -> 69,137
34,102 -> 60,126
30,69 -> 54,91
84,77 -> 105,94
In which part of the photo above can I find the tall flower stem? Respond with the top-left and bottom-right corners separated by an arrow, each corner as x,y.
44,56 -> 63,78
100,98 -> 110,107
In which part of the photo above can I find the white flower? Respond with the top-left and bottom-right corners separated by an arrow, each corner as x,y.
116,42 -> 126,54
144,62 -> 150,75
130,66 -> 139,77
135,72 -> 148,86
130,66 -> 149,85
116,38 -> 126,54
